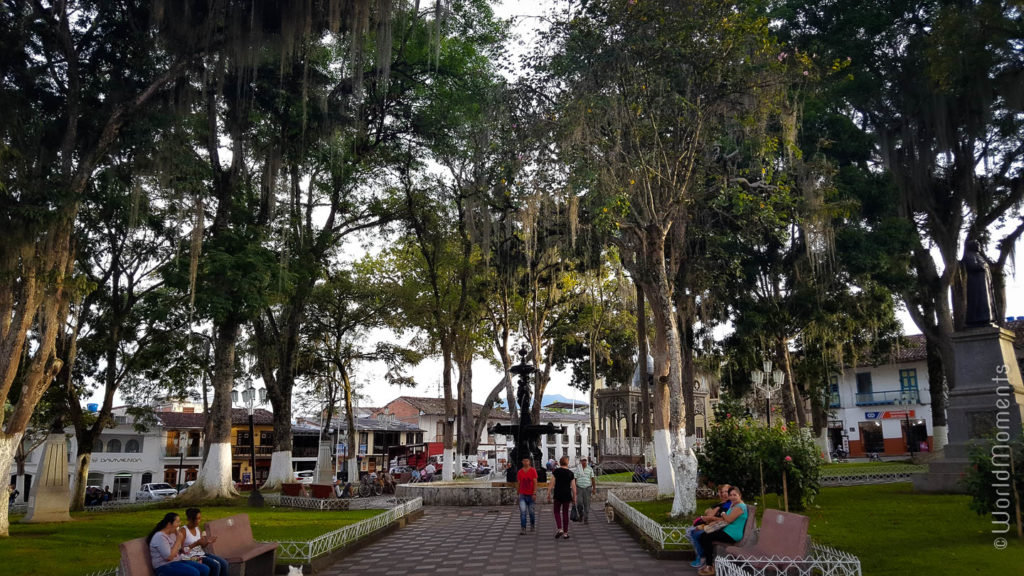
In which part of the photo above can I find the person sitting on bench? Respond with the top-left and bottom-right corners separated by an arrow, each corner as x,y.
633,463 -> 652,482
696,486 -> 748,576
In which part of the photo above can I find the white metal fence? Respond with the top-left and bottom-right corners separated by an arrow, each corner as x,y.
275,497 -> 423,563
820,464 -> 926,486
605,491 -> 689,548
716,543 -> 863,576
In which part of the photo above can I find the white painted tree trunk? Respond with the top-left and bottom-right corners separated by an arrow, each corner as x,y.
442,448 -> 455,482
816,430 -> 832,464
264,451 -> 293,490
653,428 -> 674,497
347,457 -> 358,485
0,432 -> 23,537
669,432 -> 698,517
932,425 -> 947,452
190,442 -> 237,499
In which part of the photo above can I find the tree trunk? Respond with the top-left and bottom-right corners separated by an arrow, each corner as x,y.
191,320 -> 240,499
0,432 -> 24,538
637,283 -> 651,441
70,451 -> 92,511
778,341 -> 806,428
441,338 -> 455,482
342,367 -> 359,485
456,355 -> 475,459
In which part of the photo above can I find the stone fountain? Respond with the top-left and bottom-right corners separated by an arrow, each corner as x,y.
489,343 -> 565,484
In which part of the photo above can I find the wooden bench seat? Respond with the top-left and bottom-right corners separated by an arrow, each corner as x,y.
721,508 -> 811,568
206,513 -> 279,576
118,537 -> 155,576
712,502 -> 757,555
309,484 -> 335,499
281,483 -> 304,497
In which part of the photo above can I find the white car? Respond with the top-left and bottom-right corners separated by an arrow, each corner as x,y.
137,482 -> 178,501
295,471 -> 315,484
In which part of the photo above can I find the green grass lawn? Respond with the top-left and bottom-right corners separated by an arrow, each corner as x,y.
820,460 -> 921,474
630,482 -> 1024,575
598,471 -> 634,482
0,499 -> 381,576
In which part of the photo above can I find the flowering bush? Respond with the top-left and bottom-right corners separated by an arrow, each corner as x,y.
698,416 -> 821,511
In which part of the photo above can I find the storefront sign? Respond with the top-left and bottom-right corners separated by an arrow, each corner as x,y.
866,410 -> 916,419
93,456 -> 143,464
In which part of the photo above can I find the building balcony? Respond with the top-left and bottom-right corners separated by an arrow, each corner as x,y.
164,449 -> 201,459
231,445 -> 275,458
855,390 -> 919,406
828,393 -> 841,409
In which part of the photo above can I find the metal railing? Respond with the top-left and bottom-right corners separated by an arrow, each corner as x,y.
717,542 -> 862,576
606,491 -> 688,548
820,464 -> 926,486
601,436 -> 649,455
231,445 -> 275,457
275,497 -> 423,563
854,390 -> 918,406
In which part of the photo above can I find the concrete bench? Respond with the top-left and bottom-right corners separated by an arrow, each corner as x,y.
281,483 -> 304,497
309,484 -> 335,499
721,508 -> 811,568
206,513 -> 279,576
118,537 -> 155,576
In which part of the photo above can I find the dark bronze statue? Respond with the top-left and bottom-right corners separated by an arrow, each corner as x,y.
962,240 -> 996,327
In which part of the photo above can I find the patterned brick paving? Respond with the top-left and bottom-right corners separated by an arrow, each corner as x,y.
318,504 -> 695,576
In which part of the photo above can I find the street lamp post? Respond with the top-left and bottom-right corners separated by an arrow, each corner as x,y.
751,359 -> 785,427
233,382 -> 267,507
177,433 -> 186,491
377,409 -> 395,473
897,392 -> 916,461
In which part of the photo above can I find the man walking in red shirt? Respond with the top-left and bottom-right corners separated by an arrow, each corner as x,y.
516,457 -> 538,535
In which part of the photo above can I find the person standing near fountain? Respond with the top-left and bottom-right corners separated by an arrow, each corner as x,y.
547,456 -> 578,539
516,457 -> 538,535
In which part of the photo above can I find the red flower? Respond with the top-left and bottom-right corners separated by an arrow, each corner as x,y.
785,455 -> 793,462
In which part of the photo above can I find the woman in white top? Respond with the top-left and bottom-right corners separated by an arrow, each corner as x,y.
146,513 -> 209,576
182,508 -> 229,576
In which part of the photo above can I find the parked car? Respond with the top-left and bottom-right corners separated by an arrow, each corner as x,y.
137,482 -> 178,501
295,471 -> 315,484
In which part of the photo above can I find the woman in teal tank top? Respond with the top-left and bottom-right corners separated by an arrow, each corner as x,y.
697,486 -> 748,575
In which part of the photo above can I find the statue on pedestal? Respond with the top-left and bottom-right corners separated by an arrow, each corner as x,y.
962,240 -> 996,327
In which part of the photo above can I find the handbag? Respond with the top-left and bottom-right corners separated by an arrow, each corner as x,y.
702,520 -> 728,533
570,504 -> 581,522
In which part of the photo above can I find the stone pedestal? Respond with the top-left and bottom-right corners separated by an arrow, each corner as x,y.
22,434 -> 72,523
315,444 -> 335,484
913,326 -> 1024,492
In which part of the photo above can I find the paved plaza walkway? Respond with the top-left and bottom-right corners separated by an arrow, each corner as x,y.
320,504 -> 695,576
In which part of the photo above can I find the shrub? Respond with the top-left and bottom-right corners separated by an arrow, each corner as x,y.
698,415 -> 821,511
962,427 -> 1024,537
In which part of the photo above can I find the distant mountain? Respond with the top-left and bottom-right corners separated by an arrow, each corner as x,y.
496,393 -> 587,409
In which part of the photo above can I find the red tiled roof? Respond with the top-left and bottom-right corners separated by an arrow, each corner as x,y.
877,319 -> 1024,365
388,396 -> 509,418
156,408 -> 274,428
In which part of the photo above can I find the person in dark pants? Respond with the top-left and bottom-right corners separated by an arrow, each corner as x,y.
697,486 -> 748,575
546,456 -> 577,539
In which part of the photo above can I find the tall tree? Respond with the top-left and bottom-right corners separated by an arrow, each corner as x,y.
776,0 -> 1024,450
0,0 -> 199,535
544,0 -> 791,515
